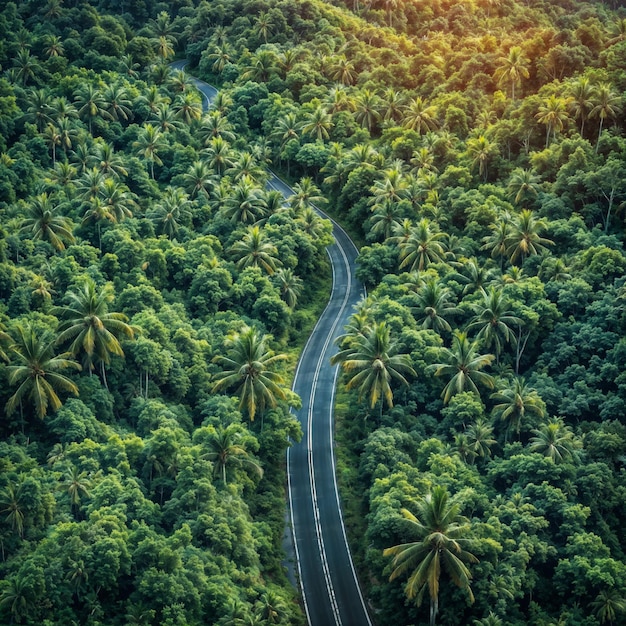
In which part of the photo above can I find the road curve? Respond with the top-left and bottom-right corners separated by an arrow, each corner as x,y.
175,60 -> 373,626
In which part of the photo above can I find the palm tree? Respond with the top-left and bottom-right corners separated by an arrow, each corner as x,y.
0,572 -> 32,622
466,134 -> 497,181
273,268 -> 303,308
494,46 -> 530,101
241,50 -> 277,82
590,83 -> 622,152
222,175 -> 267,224
330,56 -> 357,86
20,192 -> 75,251
331,321 -> 415,413
76,167 -> 105,201
354,89 -> 381,132
403,97 -> 439,134
467,287 -> 521,362
13,49 -> 40,85
98,177 -> 136,222
481,218 -> 512,268
227,152 -> 266,183
567,76 -> 595,137
383,486 -> 478,626
133,123 -> 166,179
23,88 -> 53,131
202,423 -> 263,484
229,225 -> 280,275
74,84 -> 111,133
255,11 -> 273,43
102,83 -> 133,123
148,186 -> 191,239
150,101 -> 183,133
64,465 -> 91,509
5,324 -> 80,420
507,168 -> 540,205
528,417 -> 581,463
183,160 -> 214,199
590,589 -> 626,626
203,136 -> 235,175
255,590 -> 288,624
370,200 -> 404,241
535,95 -> 571,147
199,110 -> 235,144
505,209 -> 553,265
92,141 -> 128,179
465,419 -> 497,464
382,87 -> 407,124
42,122 -> 61,166
52,277 -> 134,385
491,376 -> 546,442
451,257 -> 496,296
289,177 -> 326,213
430,331 -> 495,404
398,218 -> 447,271
414,278 -> 457,334
173,91 -> 203,126
207,43 -> 234,74
302,106 -> 333,141
212,325 -> 288,421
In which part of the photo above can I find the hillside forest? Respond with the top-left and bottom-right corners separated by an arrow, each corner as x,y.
0,0 -> 625,625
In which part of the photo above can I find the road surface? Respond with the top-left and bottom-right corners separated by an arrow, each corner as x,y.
175,60 -> 373,626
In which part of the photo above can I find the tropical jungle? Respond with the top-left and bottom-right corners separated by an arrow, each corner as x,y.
0,0 -> 625,625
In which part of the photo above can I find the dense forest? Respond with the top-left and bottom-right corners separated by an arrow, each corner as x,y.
0,0 -> 625,625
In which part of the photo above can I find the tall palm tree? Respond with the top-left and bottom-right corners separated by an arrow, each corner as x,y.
370,199 -> 404,241
173,91 -> 203,126
273,268 -> 303,308
330,56 -> 357,86
590,83 -> 622,152
202,423 -> 263,484
226,152 -> 266,183
199,110 -> 235,144
13,49 -> 40,86
212,325 -> 288,421
430,331 -> 495,404
150,102 -> 183,133
229,225 -> 280,275
467,287 -> 521,361
255,11 -> 273,43
42,122 -> 61,166
491,376 -> 546,442
203,136 -> 235,175
505,209 -> 553,265
403,97 -> 439,134
398,218 -> 447,271
331,321 -> 415,413
23,88 -> 53,131
567,76 -> 595,137
383,486 -> 478,626
465,419 -> 497,464
43,34 -> 65,58
207,43 -> 234,74
102,83 -> 133,123
241,50 -> 277,82
507,168 -> 540,205
182,160 -> 214,199
494,46 -> 530,101
5,324 -> 80,419
148,186 -> 191,239
302,106 -> 333,141
133,123 -> 166,179
20,192 -> 75,251
74,84 -> 111,133
222,175 -> 267,224
466,134 -> 497,181
354,89 -> 381,132
528,417 -> 581,463
98,177 -> 136,222
92,141 -> 128,179
289,177 -> 326,213
590,589 -> 626,626
414,278 -> 457,334
535,95 -> 571,147
64,465 -> 92,509
52,277 -> 134,384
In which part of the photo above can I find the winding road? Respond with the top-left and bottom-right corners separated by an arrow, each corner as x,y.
173,60 -> 372,626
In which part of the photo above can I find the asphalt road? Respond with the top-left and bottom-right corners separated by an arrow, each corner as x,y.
177,61 -> 373,626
